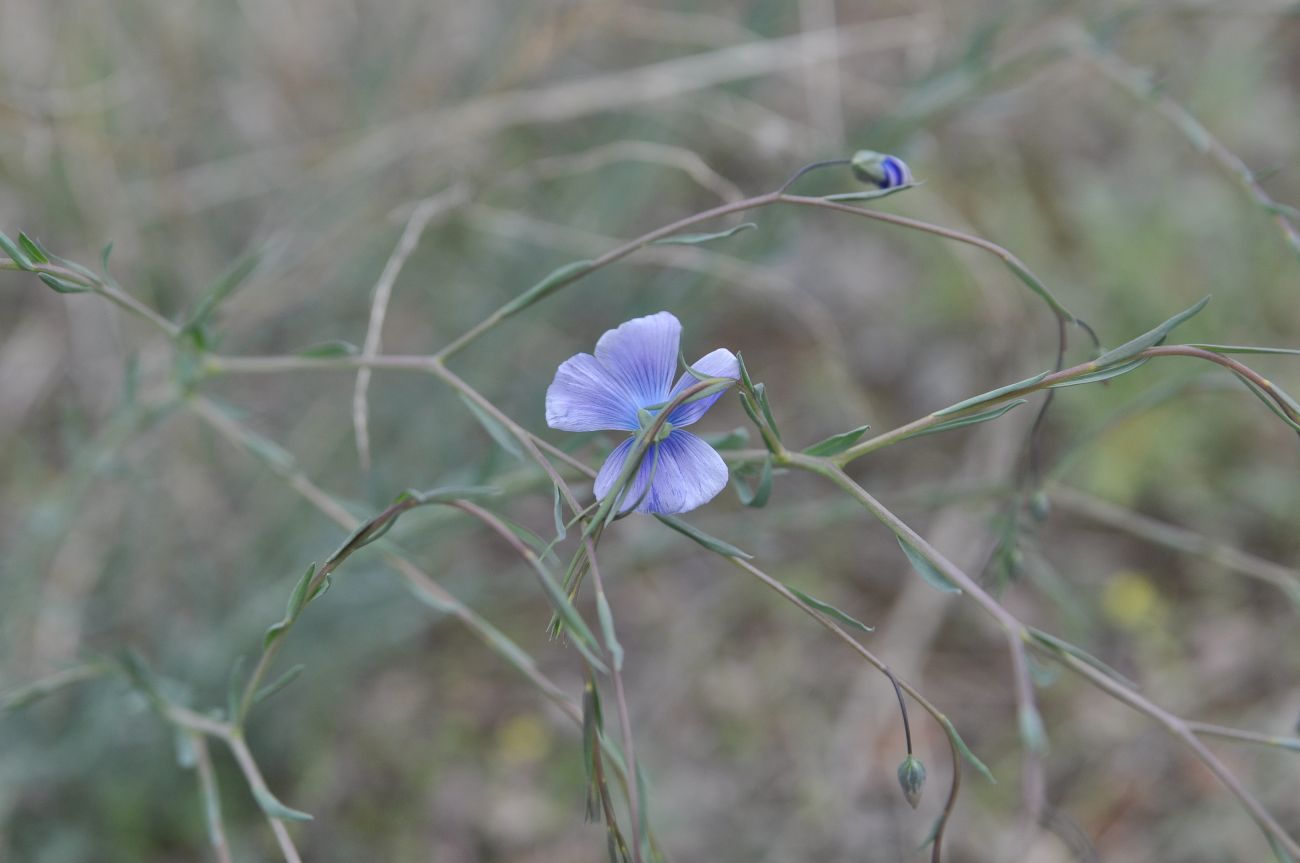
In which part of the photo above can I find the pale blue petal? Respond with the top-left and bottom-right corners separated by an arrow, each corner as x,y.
593,311 -> 681,409
593,436 -> 646,512
593,430 -> 728,515
546,352 -> 639,431
666,348 -> 739,427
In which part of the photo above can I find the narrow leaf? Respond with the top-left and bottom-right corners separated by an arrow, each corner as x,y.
459,395 -> 524,460
939,716 -> 996,784
295,340 -> 359,358
184,250 -> 262,335
552,484 -> 567,543
934,374 -> 1046,417
908,400 -> 1027,438
1190,344 -> 1300,357
1093,296 -> 1211,366
897,537 -> 961,593
731,455 -> 772,508
822,184 -> 919,202
1004,259 -> 1075,322
17,232 -> 50,264
595,592 -> 623,670
789,587 -> 874,633
250,785 -> 313,822
651,222 -> 756,246
253,664 -> 305,705
39,273 -> 91,294
1027,627 -> 1138,690
498,259 -> 594,320
0,230 -> 32,269
655,515 -> 752,559
1050,358 -> 1149,388
802,423 -> 871,457
702,427 -> 749,450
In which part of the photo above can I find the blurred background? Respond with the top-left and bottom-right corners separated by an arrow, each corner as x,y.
2,1 -> 1298,861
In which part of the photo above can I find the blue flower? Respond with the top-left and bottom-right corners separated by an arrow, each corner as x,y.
546,311 -> 739,515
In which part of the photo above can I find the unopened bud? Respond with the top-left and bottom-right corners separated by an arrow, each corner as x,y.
896,755 -> 926,809
851,150 -> 914,190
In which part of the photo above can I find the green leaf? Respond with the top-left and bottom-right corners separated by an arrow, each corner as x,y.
651,222 -> 756,246
731,455 -> 772,508
1050,358 -> 1149,388
736,352 -> 755,391
0,230 -> 32,269
933,373 -> 1047,417
250,784 -> 313,822
17,232 -> 50,264
1004,259 -> 1075,322
183,249 -> 262,338
253,664 -> 305,705
552,484 -> 567,543
1189,344 -> 1300,357
459,395 -> 524,460
1027,627 -> 1138,690
654,515 -> 752,559
897,536 -> 961,593
38,273 -> 91,294
802,424 -> 871,457
939,716 -> 996,784
822,184 -> 919,202
265,564 -> 315,649
1,663 -> 111,713
1094,296 -> 1211,366
595,592 -> 623,670
753,383 -> 782,441
1237,376 -> 1300,433
789,587 -> 874,633
701,426 -> 749,450
295,340 -> 359,358
498,259 -> 594,320
908,399 -> 1027,439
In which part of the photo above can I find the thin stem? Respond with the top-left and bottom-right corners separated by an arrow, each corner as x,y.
1186,721 -> 1300,753
190,733 -> 234,863
226,733 -> 304,863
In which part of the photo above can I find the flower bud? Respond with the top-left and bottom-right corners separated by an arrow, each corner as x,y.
850,150 -> 914,190
896,754 -> 926,809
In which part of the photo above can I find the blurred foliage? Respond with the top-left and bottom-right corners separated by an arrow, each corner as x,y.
2,1 -> 1299,861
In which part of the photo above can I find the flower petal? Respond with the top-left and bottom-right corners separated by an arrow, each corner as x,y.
546,352 -> 640,431
593,311 -> 681,409
593,430 -> 728,515
666,348 -> 739,427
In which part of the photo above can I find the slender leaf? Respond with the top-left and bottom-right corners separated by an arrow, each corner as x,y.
651,222 -> 756,246
295,340 -> 359,357
498,259 -> 594,320
1027,627 -> 1138,690
459,395 -> 524,460
731,455 -> 772,508
1004,259 -> 1075,322
1094,296 -> 1211,366
939,716 -> 997,784
253,664 -> 305,705
17,233 -> 50,264
897,537 -> 961,593
183,250 -> 262,336
250,784 -> 313,822
0,230 -> 32,269
802,424 -> 871,456
654,515 -> 752,559
595,592 -> 623,670
934,373 -> 1046,417
822,184 -> 919,202
789,587 -> 874,633
1050,358 -> 1148,388
1190,343 -> 1300,357
909,400 -> 1027,438
38,273 -> 91,294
